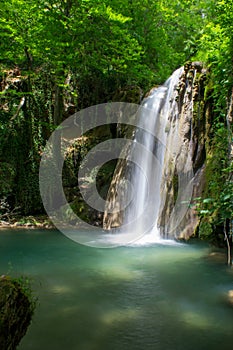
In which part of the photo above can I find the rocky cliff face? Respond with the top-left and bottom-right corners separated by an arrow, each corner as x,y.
104,62 -> 211,239
158,62 -> 210,238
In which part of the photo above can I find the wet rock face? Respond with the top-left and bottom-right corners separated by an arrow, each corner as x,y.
103,145 -> 132,230
0,276 -> 35,350
159,62 -> 208,239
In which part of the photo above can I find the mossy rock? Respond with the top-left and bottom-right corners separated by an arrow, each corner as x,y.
112,85 -> 142,104
0,276 -> 36,350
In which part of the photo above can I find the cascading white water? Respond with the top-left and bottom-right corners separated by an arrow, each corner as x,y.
121,68 -> 184,243
103,64 -> 199,246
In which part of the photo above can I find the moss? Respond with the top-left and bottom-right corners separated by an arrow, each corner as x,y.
192,99 -> 205,136
112,85 -> 142,104
198,220 -> 213,239
204,76 -> 214,101
0,276 -> 36,350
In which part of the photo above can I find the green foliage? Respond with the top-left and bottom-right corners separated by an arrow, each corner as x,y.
0,163 -> 16,197
0,0 -> 207,89
191,0 -> 233,241
194,125 -> 232,238
195,0 -> 233,108
198,220 -> 213,239
12,276 -> 37,313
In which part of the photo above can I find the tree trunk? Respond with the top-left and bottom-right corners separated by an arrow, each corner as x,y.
224,219 -> 232,266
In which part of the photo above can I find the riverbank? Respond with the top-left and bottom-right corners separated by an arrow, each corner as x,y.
0,215 -> 54,229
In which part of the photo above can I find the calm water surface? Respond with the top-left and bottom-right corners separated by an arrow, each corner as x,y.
0,229 -> 233,350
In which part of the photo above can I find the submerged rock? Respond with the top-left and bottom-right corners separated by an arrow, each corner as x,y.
207,251 -> 227,264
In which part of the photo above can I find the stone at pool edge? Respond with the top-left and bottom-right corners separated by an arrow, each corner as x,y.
0,221 -> 54,229
0,276 -> 35,349
228,290 -> 233,306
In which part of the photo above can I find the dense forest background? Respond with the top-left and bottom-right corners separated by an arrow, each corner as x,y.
0,0 -> 232,240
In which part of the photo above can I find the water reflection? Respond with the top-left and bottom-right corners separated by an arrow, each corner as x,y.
0,229 -> 233,350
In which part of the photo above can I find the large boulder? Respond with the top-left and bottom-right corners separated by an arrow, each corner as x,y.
0,276 -> 36,350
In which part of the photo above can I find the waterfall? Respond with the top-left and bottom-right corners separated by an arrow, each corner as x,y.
104,67 -> 187,242
121,68 -> 183,240
104,62 -> 207,244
